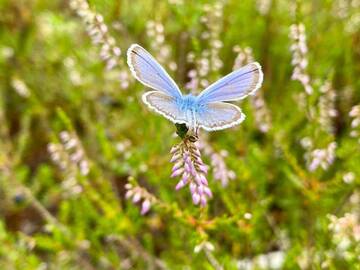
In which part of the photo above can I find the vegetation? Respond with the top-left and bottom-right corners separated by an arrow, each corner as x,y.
0,0 -> 360,269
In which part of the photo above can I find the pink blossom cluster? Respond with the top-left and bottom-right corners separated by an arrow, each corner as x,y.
170,139 -> 213,206
125,183 -> 155,215
289,23 -> 313,95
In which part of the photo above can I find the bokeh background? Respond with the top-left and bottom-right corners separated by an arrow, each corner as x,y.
1,0 -> 360,269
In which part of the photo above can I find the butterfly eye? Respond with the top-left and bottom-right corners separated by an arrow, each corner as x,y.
188,135 -> 199,143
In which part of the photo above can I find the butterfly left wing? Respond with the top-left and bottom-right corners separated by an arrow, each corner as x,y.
196,102 -> 245,131
197,62 -> 263,103
142,91 -> 187,124
127,44 -> 182,99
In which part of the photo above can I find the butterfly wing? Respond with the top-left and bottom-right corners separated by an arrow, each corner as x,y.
127,44 -> 182,99
142,91 -> 187,124
197,62 -> 263,103
196,102 -> 245,131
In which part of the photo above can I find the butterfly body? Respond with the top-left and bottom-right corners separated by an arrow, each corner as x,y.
128,44 -> 264,131
176,94 -> 203,128
177,94 -> 200,112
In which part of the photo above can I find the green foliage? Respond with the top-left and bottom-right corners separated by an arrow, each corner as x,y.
0,0 -> 359,269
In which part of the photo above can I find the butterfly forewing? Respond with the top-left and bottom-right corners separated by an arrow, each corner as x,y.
197,62 -> 263,103
127,44 -> 182,99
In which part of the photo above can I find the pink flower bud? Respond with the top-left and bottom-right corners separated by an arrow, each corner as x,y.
181,173 -> 189,183
198,165 -> 208,174
184,153 -> 191,163
196,157 -> 204,165
195,174 -> 203,185
171,168 -> 184,178
125,190 -> 133,199
190,165 -> 197,176
175,180 -> 185,190
189,182 -> 197,194
184,162 -> 191,173
170,153 -> 181,163
192,193 -> 200,205
132,192 -> 141,203
203,187 -> 213,198
200,196 -> 207,206
170,146 -> 179,154
172,161 -> 183,171
141,200 -> 151,215
124,183 -> 132,190
199,174 -> 208,185
193,148 -> 201,158
198,185 -> 204,195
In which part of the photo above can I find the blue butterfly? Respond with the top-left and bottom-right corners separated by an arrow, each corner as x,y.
127,44 -> 263,131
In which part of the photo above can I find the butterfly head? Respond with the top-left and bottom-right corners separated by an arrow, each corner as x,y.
175,123 -> 199,142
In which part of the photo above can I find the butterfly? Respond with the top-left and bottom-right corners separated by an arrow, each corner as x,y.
127,44 -> 263,131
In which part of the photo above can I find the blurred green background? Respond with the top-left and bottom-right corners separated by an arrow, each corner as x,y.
0,0 -> 360,269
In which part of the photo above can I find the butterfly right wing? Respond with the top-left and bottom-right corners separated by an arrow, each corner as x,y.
196,62 -> 263,103
127,44 -> 182,99
142,91 -> 187,124
196,102 -> 245,131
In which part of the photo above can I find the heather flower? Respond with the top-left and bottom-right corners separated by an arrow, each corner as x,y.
237,251 -> 285,269
69,0 -> 130,89
124,182 -> 156,215
300,137 -> 313,150
301,136 -> 337,172
11,77 -> 31,98
345,12 -> 360,34
289,23 -> 313,95
59,131 -> 90,176
170,137 -> 212,206
198,137 -> 235,187
251,92 -> 272,133
343,172 -> 355,184
64,57 -> 83,86
185,1 -> 225,93
332,0 -> 352,18
332,0 -> 360,34
349,105 -> 360,143
47,130 -> 91,197
306,142 -> 337,171
318,80 -> 337,134
211,151 -> 236,187
232,46 -> 254,70
185,69 -> 199,92
115,139 -> 132,153
146,20 -> 176,71
0,46 -> 14,59
202,2 -> 224,74
70,0 -> 121,69
244,212 -> 253,220
328,212 -> 360,252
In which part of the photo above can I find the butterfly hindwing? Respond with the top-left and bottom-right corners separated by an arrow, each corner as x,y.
197,62 -> 263,103
142,91 -> 187,124
196,102 -> 245,131
127,44 -> 182,99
